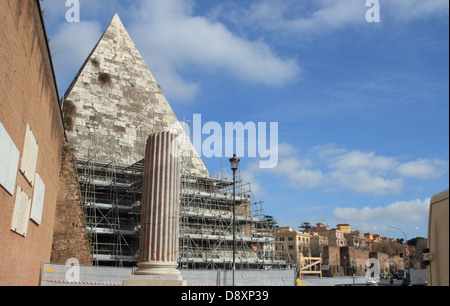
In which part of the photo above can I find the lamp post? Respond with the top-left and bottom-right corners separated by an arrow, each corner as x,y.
391,225 -> 418,279
230,154 -> 240,287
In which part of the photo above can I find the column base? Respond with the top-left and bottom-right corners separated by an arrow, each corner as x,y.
135,261 -> 181,275
123,262 -> 187,286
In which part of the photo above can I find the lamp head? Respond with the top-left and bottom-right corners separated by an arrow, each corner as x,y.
229,154 -> 240,171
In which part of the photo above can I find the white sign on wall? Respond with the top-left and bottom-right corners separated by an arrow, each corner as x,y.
11,186 -> 32,237
0,121 -> 20,196
30,173 -> 45,225
20,124 -> 39,186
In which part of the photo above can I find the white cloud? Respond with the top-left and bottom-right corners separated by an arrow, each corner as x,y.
235,0 -> 449,36
330,151 -> 398,173
278,143 -> 298,156
395,159 -> 449,180
304,0 -> 366,29
333,198 -> 431,222
325,150 -> 447,195
241,143 -> 325,192
329,170 -> 403,196
244,142 -> 448,197
311,143 -> 348,160
384,0 -> 449,21
327,151 -> 402,195
272,157 -> 325,190
237,0 -> 367,35
127,0 -> 300,102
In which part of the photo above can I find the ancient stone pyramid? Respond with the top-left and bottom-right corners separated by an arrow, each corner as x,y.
63,14 -> 207,176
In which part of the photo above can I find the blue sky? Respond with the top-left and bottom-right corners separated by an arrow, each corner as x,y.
41,0 -> 449,240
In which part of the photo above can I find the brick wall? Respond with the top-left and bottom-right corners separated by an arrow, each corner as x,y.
340,246 -> 369,276
51,142 -> 92,266
322,246 -> 399,277
0,0 -> 65,285
322,246 -> 342,277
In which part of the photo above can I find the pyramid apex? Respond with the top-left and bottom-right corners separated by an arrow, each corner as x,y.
102,13 -> 130,40
110,13 -> 123,25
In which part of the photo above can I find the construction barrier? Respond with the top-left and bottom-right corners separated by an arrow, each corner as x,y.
41,263 -> 133,286
41,263 -> 295,286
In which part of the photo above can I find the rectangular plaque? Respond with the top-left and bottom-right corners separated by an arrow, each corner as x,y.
30,173 -> 45,225
20,124 -> 39,186
11,186 -> 32,237
0,121 -> 20,195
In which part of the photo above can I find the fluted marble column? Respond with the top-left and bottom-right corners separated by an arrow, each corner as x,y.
124,132 -> 186,286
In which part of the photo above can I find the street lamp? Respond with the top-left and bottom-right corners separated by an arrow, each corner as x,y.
230,154 -> 240,287
391,225 -> 418,278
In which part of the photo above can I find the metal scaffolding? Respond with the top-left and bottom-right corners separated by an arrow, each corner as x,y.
77,159 -> 143,267
76,158 -> 293,269
179,172 -> 293,269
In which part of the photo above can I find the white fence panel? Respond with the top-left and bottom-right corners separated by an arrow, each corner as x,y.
41,264 -> 295,287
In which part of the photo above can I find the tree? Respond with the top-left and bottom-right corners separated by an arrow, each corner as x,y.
309,238 -> 322,257
409,237 -> 427,269
263,215 -> 278,230
299,222 -> 314,232
371,240 -> 404,255
407,237 -> 427,247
